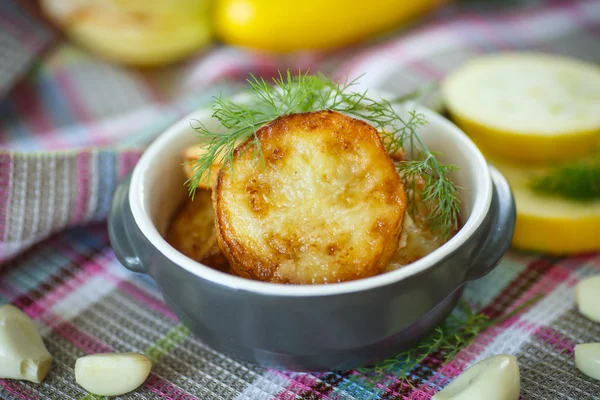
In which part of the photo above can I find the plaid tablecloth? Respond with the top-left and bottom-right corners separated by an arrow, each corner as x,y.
1,0 -> 600,399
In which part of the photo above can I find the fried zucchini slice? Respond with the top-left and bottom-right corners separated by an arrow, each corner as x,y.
166,191 -> 228,272
215,110 -> 407,284
184,139 -> 402,189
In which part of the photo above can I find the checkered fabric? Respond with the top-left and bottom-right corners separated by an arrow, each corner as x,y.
1,0 -> 599,399
0,1 -> 56,97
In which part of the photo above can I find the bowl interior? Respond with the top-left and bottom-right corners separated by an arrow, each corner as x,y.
130,96 -> 491,295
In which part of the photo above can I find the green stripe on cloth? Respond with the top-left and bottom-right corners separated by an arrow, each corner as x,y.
144,324 -> 191,363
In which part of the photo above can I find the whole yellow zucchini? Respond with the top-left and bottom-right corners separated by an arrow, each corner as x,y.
215,0 -> 447,52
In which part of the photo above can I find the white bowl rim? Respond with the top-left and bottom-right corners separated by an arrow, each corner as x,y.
129,94 -> 492,297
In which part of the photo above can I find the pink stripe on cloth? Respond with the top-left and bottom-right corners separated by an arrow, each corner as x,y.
405,354 -> 469,399
119,150 -> 142,177
385,354 -> 444,399
533,326 -> 577,355
184,47 -> 324,89
505,261 -> 577,317
117,280 -> 177,320
406,366 -> 464,400
52,319 -> 114,354
21,252 -> 106,320
272,371 -> 320,400
406,58 -> 445,79
71,151 -> 91,224
0,153 -> 13,242
144,375 -> 199,400
0,380 -> 36,400
11,82 -> 55,136
557,0 -> 600,36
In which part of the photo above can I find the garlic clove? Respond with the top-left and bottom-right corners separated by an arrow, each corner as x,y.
432,354 -> 520,400
75,352 -> 152,396
575,343 -> 600,381
575,276 -> 600,322
0,304 -> 52,383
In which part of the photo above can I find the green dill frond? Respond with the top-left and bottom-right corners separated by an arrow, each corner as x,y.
186,70 -> 459,237
529,152 -> 600,201
354,294 -> 543,387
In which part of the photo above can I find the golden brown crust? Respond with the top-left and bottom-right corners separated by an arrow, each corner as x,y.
183,141 -> 402,191
166,191 -> 229,273
214,110 -> 407,284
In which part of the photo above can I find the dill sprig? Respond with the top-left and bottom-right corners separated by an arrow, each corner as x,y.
529,152 -> 600,201
355,294 -> 543,387
186,71 -> 459,237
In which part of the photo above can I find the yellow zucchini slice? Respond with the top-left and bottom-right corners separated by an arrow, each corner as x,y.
493,159 -> 600,255
443,53 -> 600,163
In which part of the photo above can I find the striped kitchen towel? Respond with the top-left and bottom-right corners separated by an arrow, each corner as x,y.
1,0 -> 600,399
0,149 -> 141,263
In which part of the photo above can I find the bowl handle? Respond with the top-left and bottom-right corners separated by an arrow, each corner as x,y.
464,165 -> 516,281
108,174 -> 146,274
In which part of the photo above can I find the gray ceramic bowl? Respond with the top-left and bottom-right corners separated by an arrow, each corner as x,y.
108,98 -> 515,371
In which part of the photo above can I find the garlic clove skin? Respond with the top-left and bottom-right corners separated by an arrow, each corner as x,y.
0,304 -> 52,383
432,354 -> 520,400
75,352 -> 152,396
575,343 -> 600,381
575,276 -> 600,322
